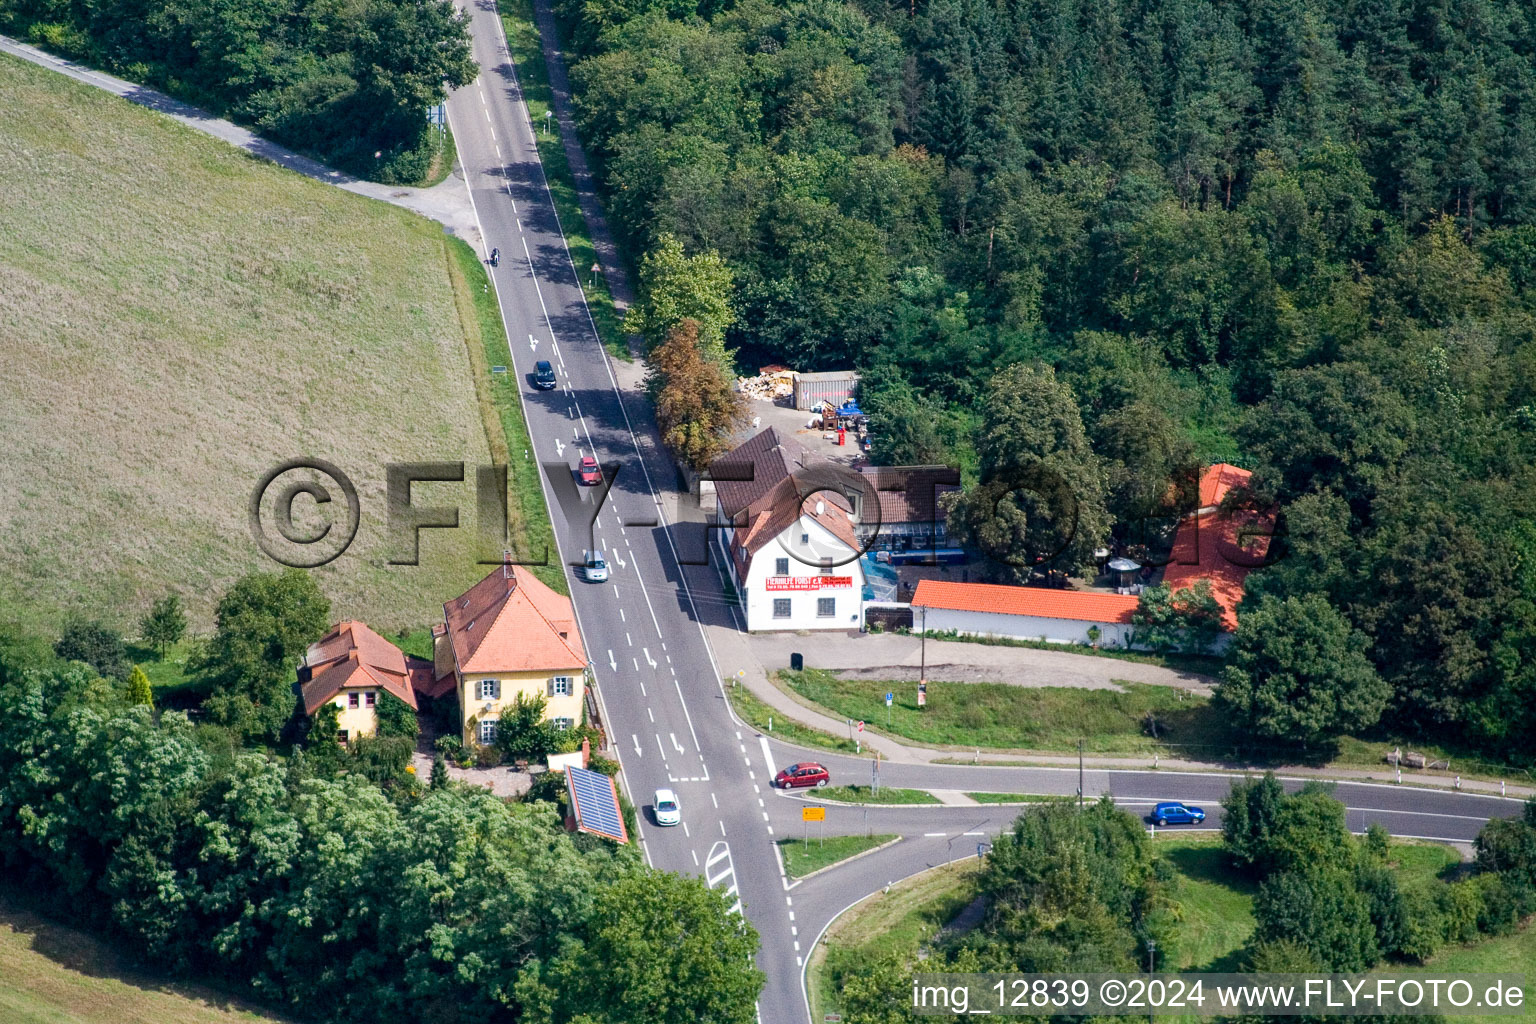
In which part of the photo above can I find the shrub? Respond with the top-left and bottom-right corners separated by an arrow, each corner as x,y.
55,617 -> 130,680
474,743 -> 502,769
375,691 -> 419,739
588,753 -> 620,776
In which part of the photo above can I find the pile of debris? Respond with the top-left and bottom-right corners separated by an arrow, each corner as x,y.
736,366 -> 795,401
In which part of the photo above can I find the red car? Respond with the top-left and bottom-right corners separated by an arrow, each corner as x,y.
774,762 -> 830,789
577,456 -> 602,486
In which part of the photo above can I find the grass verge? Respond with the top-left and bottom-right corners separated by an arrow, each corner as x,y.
725,682 -> 864,756
444,235 -> 567,595
779,668 -> 1227,754
966,792 -> 1068,804
0,889 -> 293,1024
816,785 -> 938,805
499,0 -> 631,362
417,123 -> 458,188
778,834 -> 897,879
810,859 -> 983,1022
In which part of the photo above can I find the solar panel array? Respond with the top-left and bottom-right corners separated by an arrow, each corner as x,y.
566,765 -> 627,843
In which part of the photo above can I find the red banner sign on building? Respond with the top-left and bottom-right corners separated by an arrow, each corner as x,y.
764,576 -> 853,591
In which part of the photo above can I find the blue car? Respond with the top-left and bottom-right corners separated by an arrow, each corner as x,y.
1151,802 -> 1206,826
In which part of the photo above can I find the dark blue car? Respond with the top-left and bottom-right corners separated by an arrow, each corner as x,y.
1151,802 -> 1206,826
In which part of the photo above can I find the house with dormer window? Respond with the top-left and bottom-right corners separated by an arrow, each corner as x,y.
428,563 -> 589,747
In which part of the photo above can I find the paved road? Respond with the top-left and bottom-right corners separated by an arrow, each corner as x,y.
444,4 -> 812,1021
443,5 -> 1526,1022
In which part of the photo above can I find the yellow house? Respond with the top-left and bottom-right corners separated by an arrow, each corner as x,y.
433,563 -> 588,747
300,621 -> 431,742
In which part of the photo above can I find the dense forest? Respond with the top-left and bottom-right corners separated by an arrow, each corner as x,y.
558,0 -> 1536,763
0,0 -> 474,181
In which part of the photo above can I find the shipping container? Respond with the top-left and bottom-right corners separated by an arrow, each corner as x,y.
792,370 -> 859,410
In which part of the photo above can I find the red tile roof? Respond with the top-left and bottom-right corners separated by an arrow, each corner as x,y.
301,620 -> 420,714
1163,507 -> 1275,630
443,564 -> 587,675
911,580 -> 1140,624
1198,463 -> 1251,510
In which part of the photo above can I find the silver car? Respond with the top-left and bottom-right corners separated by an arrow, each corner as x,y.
583,550 -> 609,583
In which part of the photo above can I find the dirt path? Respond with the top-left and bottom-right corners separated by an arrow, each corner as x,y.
747,632 -> 1219,695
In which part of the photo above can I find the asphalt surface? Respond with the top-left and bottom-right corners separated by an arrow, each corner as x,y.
443,5 -> 1527,1021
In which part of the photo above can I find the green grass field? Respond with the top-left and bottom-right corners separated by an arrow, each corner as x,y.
500,0 -> 631,362
966,792 -> 1066,804
816,785 -> 939,805
0,894 -> 291,1024
779,668 -> 1227,754
0,52 -> 555,637
778,834 -> 896,879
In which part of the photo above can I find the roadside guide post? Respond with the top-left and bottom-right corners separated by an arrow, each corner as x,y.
885,691 -> 893,730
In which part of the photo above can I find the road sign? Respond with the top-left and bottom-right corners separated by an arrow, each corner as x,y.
857,720 -> 864,732
802,806 -> 825,822
885,692 -> 894,706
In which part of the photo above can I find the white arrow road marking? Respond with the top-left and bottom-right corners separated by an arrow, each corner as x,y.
632,734 -> 642,758
608,649 -> 617,671
613,551 -> 627,569
644,648 -> 657,669
528,333 -> 537,351
671,733 -> 684,754
554,438 -> 565,458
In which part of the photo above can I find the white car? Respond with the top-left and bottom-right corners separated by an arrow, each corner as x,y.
582,550 -> 609,583
653,788 -> 680,826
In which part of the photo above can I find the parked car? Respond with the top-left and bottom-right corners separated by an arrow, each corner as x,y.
653,788 -> 680,826
582,550 -> 609,583
577,456 -> 602,486
1150,802 -> 1205,826
533,360 -> 557,389
774,762 -> 830,789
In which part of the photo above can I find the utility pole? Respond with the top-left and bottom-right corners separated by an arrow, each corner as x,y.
1078,739 -> 1085,809
1147,939 -> 1157,1024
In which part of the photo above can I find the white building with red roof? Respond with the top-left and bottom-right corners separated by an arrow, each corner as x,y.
711,427 -> 866,632
912,464 -> 1274,650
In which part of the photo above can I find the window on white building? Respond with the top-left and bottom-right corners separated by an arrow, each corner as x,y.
552,717 -> 574,731
550,675 -> 573,696
479,719 -> 498,744
773,598 -> 791,618
817,597 -> 836,617
364,691 -> 376,708
775,557 -> 789,576
348,692 -> 359,708
479,679 -> 496,700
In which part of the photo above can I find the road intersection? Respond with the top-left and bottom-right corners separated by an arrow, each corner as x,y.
442,4 -> 1526,1020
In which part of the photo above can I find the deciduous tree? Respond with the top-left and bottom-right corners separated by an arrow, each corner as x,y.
1217,593 -> 1388,745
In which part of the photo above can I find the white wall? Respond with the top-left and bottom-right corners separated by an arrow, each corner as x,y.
728,515 -> 864,632
918,607 -> 1138,648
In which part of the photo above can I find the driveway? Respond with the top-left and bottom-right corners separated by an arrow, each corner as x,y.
747,631 -> 1219,694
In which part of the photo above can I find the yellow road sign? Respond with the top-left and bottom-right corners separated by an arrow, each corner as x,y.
802,806 -> 825,822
